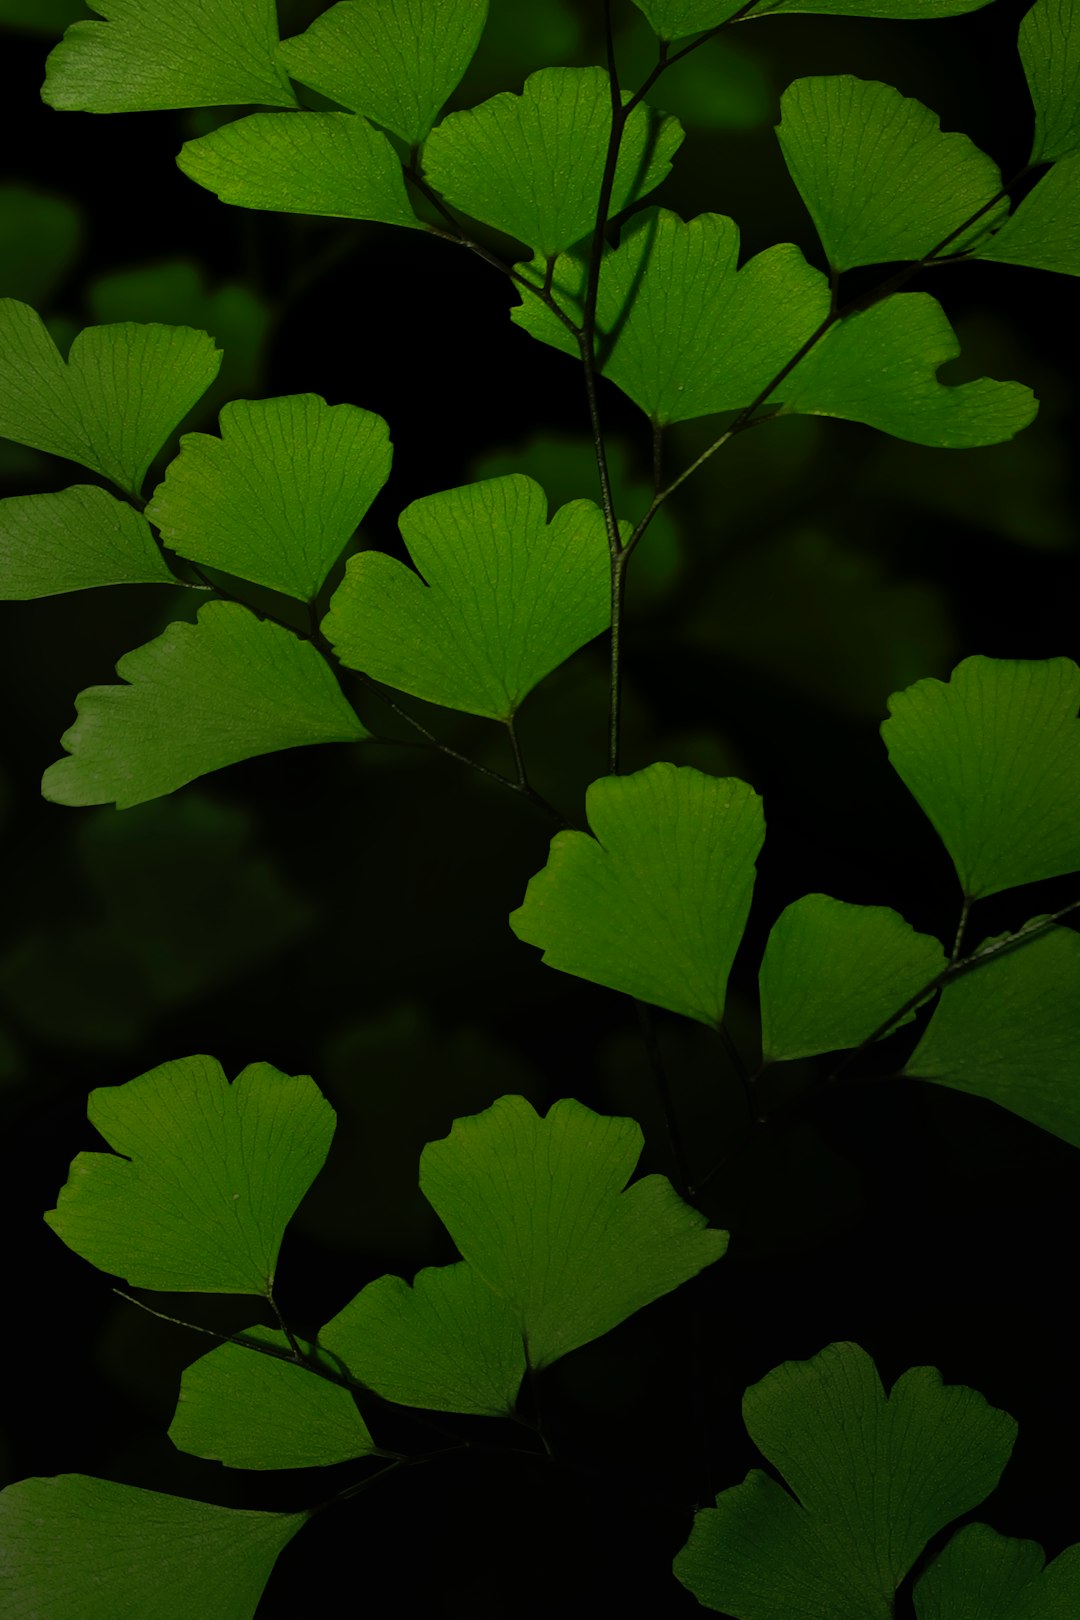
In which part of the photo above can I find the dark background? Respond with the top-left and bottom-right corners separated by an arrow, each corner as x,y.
1,1 -> 1078,1613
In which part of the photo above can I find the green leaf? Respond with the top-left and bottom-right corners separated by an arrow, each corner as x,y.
630,0 -> 995,39
322,474 -> 611,721
0,183 -> 82,305
673,1341 -> 1017,1618
419,1094 -> 727,1369
146,395 -> 392,602
278,0 -> 488,145
915,1523 -> 1080,1619
510,763 -> 763,1026
881,655 -> 1080,900
777,77 -> 1006,270
0,0 -> 89,36
422,67 -> 683,257
319,1262 -> 526,1416
44,1053 -> 336,1293
0,486 -> 176,598
42,600 -> 368,809
0,299 -> 221,497
776,293 -> 1038,447
758,894 -> 947,1063
1020,0 -> 1080,163
170,1327 -> 376,1468
42,0 -> 297,112
512,210 -> 829,426
903,924 -> 1080,1149
975,157 -> 1080,278
0,1475 -> 307,1620
177,112 -> 421,229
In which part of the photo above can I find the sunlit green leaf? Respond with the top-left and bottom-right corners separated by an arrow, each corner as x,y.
777,77 -> 1006,269
510,762 -> 763,1026
178,111 -> 421,228
42,600 -> 368,809
44,1053 -> 336,1293
0,1474 -> 307,1620
419,1094 -> 728,1368
278,0 -> 488,145
630,0 -> 995,40
975,157 -> 1080,278
0,485 -> 176,598
0,184 -> 81,305
422,67 -> 683,256
903,924 -> 1080,1149
513,209 -> 829,425
0,299 -> 221,497
882,655 -> 1080,899
170,1327 -> 376,1468
1020,0 -> 1080,163
776,293 -> 1038,447
673,1341 -> 1016,1618
323,474 -> 610,720
146,395 -> 392,602
915,1522 -> 1080,1619
319,1262 -> 526,1416
42,0 -> 297,112
759,894 -> 947,1063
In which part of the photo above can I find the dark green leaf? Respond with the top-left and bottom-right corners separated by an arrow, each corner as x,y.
0,485 -> 176,598
915,1522 -> 1080,1619
975,157 -> 1080,278
0,183 -> 81,305
631,0 -> 995,39
1020,0 -> 1080,163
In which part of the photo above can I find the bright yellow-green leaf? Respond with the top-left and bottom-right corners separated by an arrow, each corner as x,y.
0,485 -> 176,598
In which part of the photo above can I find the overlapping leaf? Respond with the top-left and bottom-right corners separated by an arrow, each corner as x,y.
170,1328 -> 376,1469
178,112 -> 421,228
42,601 -> 368,809
759,894 -> 947,1063
903,924 -> 1080,1149
422,67 -> 683,257
146,395 -> 392,601
673,1341 -> 1017,1618
976,158 -> 1080,278
915,1522 -> 1080,1619
319,1262 -> 526,1416
0,486 -> 176,598
278,0 -> 488,145
513,210 -> 830,425
1020,0 -> 1080,163
322,474 -> 611,720
44,1054 -> 336,1293
882,656 -> 1080,899
419,1095 -> 728,1369
777,77 -> 1006,269
0,1475 -> 308,1620
510,764 -> 763,1025
41,0 -> 297,113
631,0 -> 995,39
0,300 -> 221,496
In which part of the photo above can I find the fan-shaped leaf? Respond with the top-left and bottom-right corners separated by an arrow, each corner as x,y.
146,395 -> 392,602
178,112 -> 421,228
322,474 -> 611,721
903,924 -> 1080,1149
42,0 -> 297,113
759,894 -> 947,1063
975,157 -> 1080,278
0,299 -> 221,497
0,486 -> 176,598
44,1054 -> 335,1293
512,210 -> 830,425
777,77 -> 1006,269
319,1262 -> 526,1416
1020,0 -> 1080,164
278,0 -> 488,145
673,1341 -> 1016,1618
419,1094 -> 727,1369
42,600 -> 368,809
422,67 -> 683,257
776,293 -> 1038,447
631,0 -> 995,40
0,1475 -> 307,1620
915,1522 -> 1080,1619
170,1328 -> 376,1468
882,655 -> 1080,900
510,762 -> 764,1026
